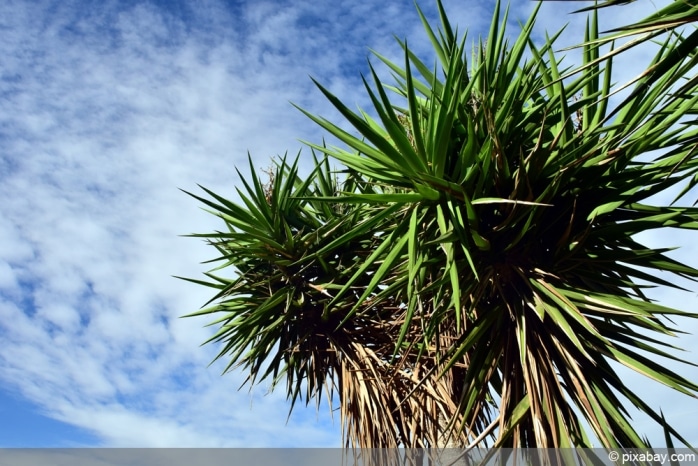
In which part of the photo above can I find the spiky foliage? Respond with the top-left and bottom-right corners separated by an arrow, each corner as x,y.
567,0 -> 697,30
551,0 -> 698,108
182,0 -> 698,449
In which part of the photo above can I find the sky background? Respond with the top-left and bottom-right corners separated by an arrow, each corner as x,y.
1,0 -> 697,448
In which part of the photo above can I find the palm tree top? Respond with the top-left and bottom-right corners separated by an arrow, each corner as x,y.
182,0 -> 698,449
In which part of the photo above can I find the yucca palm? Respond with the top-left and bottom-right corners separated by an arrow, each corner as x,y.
182,0 -> 698,449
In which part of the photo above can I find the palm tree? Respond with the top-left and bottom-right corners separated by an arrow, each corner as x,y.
181,0 -> 698,449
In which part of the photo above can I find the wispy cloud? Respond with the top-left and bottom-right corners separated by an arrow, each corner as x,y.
0,0 -> 695,447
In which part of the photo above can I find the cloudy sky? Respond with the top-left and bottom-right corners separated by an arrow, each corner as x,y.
1,0 -> 696,448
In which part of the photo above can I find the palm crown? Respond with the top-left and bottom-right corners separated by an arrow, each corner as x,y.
182,0 -> 698,449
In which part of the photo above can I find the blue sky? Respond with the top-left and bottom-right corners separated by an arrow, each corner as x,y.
0,0 -> 696,448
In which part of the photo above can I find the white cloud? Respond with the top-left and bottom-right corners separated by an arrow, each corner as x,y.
0,0 -> 695,448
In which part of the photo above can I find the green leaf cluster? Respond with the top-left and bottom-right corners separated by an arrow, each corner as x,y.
182,0 -> 698,449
